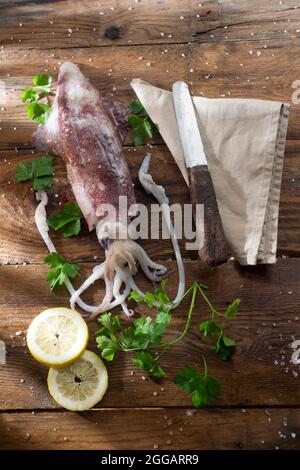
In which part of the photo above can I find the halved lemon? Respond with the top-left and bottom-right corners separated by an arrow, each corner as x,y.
26,307 -> 89,367
47,350 -> 108,411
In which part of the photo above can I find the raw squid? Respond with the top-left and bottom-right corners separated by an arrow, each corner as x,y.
34,62 -> 181,318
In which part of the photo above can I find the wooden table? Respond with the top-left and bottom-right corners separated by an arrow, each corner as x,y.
0,0 -> 300,450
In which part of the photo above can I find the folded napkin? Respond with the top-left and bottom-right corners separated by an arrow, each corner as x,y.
131,79 -> 289,266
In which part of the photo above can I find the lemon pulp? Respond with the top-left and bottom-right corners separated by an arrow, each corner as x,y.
27,307 -> 89,367
48,350 -> 108,411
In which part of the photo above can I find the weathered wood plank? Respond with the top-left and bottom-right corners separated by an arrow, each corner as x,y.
1,407 -> 300,450
188,42 -> 300,141
0,0 -> 299,50
192,0 -> 300,46
1,41 -> 300,149
0,0 -> 195,48
278,140 -> 300,257
0,44 -> 189,148
0,140 -> 298,265
1,259 -> 300,410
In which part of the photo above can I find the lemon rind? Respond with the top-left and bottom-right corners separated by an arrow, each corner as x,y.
26,307 -> 89,368
47,350 -> 108,411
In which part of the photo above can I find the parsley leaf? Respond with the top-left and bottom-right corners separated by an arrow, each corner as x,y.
196,284 -> 239,360
129,279 -> 170,310
96,312 -> 121,336
96,336 -> 119,361
44,252 -> 79,291
134,316 -> 164,345
199,320 -> 221,339
21,88 -> 38,103
174,365 -> 220,408
224,298 -> 240,318
33,74 -> 52,91
128,99 -> 158,146
16,155 -> 54,191
118,326 -> 150,351
155,279 -> 170,305
31,155 -> 54,177
16,161 -> 33,182
128,99 -> 147,116
47,202 -> 83,238
213,332 -> 236,361
156,308 -> 172,326
132,351 -> 165,378
33,175 -> 53,191
26,102 -> 51,124
22,74 -> 52,124
128,290 -> 145,304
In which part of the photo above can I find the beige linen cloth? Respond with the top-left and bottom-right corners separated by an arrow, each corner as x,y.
131,79 -> 289,265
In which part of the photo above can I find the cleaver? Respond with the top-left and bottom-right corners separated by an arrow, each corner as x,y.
172,81 -> 229,265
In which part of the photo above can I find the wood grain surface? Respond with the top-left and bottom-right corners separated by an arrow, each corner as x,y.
0,0 -> 300,451
1,408 -> 300,450
0,259 -> 300,411
1,41 -> 300,147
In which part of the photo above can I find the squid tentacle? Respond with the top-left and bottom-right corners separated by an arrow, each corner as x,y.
70,263 -> 105,311
34,152 -> 185,320
35,192 -> 97,315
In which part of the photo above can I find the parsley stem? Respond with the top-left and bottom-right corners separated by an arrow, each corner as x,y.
201,355 -> 208,377
216,329 -> 224,346
197,284 -> 223,318
170,281 -> 197,305
154,283 -> 198,361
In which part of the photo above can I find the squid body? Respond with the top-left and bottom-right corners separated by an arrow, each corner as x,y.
34,62 -> 181,318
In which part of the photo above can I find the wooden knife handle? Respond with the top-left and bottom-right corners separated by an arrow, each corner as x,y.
189,165 -> 229,266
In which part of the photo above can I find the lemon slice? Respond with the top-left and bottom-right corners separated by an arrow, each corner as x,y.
26,307 -> 89,367
47,350 -> 108,411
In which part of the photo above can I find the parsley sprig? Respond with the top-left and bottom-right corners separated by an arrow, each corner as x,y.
47,202 -> 83,238
198,284 -> 240,360
174,358 -> 220,408
95,281 -> 240,408
16,155 -> 54,191
96,281 -> 174,377
128,99 -> 158,146
22,74 -> 53,124
44,252 -> 79,291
